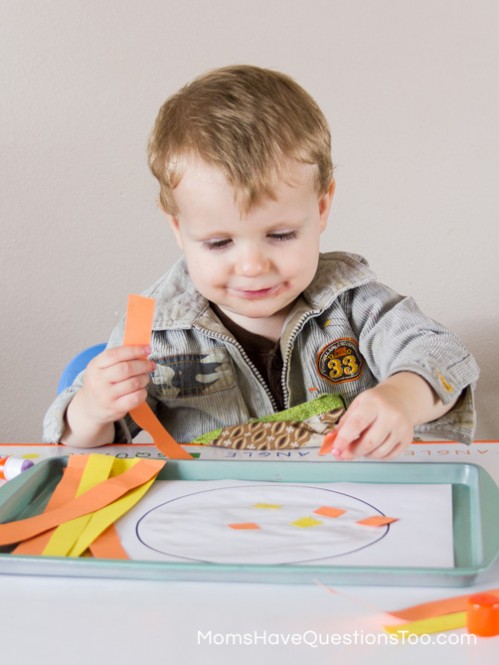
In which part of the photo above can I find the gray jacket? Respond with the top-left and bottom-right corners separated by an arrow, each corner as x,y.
43,252 -> 479,444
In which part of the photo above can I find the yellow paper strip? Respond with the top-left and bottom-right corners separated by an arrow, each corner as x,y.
110,458 -> 136,475
42,455 -> 115,556
384,611 -> 467,637
12,455 -> 88,555
69,459 -> 156,557
254,503 -> 282,510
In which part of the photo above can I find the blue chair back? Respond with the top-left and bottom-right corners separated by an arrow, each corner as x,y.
57,343 -> 107,394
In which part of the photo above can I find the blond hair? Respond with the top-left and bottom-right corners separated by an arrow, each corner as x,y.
148,65 -> 333,215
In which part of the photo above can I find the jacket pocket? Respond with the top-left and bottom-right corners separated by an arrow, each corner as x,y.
151,348 -> 236,399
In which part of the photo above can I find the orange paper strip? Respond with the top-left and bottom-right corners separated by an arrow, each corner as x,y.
42,454 -> 115,557
228,522 -> 261,530
390,589 -> 499,622
313,506 -> 346,518
0,459 -> 165,546
319,429 -> 338,456
123,294 -> 192,460
88,525 -> 129,559
130,402 -> 192,460
12,455 -> 88,555
68,459 -> 156,557
123,294 -> 156,347
357,516 -> 398,527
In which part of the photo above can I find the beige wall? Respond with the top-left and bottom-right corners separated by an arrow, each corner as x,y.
1,0 -> 498,442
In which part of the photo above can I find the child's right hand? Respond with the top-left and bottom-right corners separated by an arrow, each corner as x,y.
62,344 -> 156,447
76,345 -> 156,425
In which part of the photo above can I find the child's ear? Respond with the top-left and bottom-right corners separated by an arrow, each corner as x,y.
158,199 -> 184,249
165,214 -> 184,250
318,179 -> 335,232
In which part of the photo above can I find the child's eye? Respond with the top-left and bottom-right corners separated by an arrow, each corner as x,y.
203,238 -> 232,251
268,231 -> 298,242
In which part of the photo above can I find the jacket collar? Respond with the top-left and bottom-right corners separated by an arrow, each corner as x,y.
148,252 -> 375,332
302,251 -> 375,310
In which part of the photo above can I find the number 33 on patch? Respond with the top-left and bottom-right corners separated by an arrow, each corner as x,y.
316,338 -> 364,384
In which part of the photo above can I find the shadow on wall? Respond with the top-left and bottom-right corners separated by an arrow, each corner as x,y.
463,323 -> 499,440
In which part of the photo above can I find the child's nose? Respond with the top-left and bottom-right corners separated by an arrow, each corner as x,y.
235,245 -> 269,277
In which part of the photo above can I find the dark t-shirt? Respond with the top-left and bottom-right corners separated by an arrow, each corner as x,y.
211,304 -> 284,411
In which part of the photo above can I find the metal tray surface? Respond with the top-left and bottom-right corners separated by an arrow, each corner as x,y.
0,458 -> 497,586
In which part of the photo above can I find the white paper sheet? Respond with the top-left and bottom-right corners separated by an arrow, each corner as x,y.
115,480 -> 454,568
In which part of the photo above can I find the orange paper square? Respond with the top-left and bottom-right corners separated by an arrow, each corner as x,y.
357,516 -> 398,527
313,506 -> 346,518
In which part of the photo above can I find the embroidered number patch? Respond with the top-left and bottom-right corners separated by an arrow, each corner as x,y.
316,338 -> 363,384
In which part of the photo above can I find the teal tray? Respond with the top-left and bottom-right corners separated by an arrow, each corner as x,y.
0,458 -> 498,586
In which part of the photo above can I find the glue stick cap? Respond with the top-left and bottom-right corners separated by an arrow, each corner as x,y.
0,457 -> 34,481
467,593 -> 499,637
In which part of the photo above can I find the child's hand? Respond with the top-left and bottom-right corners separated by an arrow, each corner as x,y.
329,383 -> 414,460
323,371 -> 457,461
62,345 -> 156,447
76,345 -> 156,425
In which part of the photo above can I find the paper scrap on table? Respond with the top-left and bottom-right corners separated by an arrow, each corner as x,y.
389,588 -> 499,621
385,611 -> 467,636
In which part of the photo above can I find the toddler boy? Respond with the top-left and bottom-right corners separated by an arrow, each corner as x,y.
44,65 -> 479,459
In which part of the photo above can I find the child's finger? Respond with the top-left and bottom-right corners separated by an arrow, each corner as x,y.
91,345 -> 152,369
111,387 -> 150,415
364,433 -> 412,460
340,416 -> 393,459
372,440 -> 408,460
109,371 -> 152,398
340,428 -> 390,460
332,406 -> 376,457
104,358 -> 156,385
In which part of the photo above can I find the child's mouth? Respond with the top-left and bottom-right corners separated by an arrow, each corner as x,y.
230,285 -> 281,300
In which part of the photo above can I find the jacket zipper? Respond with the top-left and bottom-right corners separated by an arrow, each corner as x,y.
280,311 -> 320,408
193,326 -> 279,411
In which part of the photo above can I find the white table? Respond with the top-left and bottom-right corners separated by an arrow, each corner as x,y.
1,441 -> 498,664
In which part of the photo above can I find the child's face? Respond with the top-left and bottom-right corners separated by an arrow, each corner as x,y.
167,158 -> 334,338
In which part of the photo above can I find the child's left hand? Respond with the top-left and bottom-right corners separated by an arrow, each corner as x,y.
329,383 -> 414,460
324,371 -> 456,461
